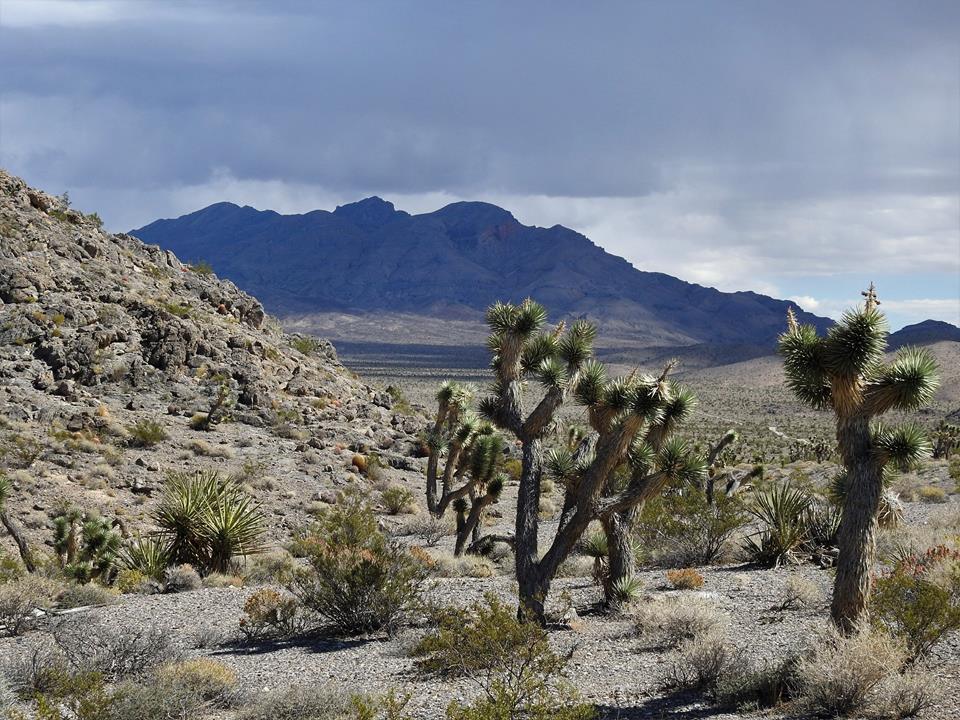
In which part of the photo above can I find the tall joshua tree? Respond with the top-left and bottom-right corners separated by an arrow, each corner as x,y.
479,300 -> 703,621
779,285 -> 939,631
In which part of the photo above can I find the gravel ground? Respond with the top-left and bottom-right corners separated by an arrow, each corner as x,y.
3,560 -> 959,719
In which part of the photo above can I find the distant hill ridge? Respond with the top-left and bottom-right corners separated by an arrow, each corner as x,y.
133,197 -> 833,347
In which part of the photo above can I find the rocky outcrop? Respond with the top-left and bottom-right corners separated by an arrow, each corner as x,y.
0,168 -> 427,550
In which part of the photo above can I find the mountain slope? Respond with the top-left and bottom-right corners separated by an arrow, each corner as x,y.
132,198 -> 832,347
887,319 -> 960,350
0,169 -> 425,550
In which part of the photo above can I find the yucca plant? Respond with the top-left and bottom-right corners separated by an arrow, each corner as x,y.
779,286 -> 939,630
744,483 -> 812,567
52,507 -> 122,583
581,530 -> 609,587
609,575 -> 643,605
153,470 -> 266,575
120,534 -> 172,581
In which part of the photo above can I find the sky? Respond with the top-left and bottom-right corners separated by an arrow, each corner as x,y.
1,0 -> 957,330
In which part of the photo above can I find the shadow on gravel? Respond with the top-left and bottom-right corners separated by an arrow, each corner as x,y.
596,692 -> 729,719
210,635 -> 372,656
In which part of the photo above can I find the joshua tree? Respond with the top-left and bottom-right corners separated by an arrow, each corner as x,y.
0,474 -> 35,572
479,300 -> 703,621
574,370 -> 700,604
53,506 -> 122,582
779,285 -> 939,631
424,384 -> 509,555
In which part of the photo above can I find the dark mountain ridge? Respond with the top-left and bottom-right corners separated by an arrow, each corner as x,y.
132,196 -> 835,347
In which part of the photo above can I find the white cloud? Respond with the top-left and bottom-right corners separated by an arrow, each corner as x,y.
0,1 -> 122,28
789,296 -> 821,312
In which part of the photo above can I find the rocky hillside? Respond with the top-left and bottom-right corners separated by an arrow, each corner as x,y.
0,169 -> 425,554
131,197 -> 833,347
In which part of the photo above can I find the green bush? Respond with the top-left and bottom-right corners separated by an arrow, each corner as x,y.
413,594 -> 595,720
127,420 -> 168,448
288,493 -> 424,636
291,335 -> 322,355
381,485 -> 415,515
636,491 -> 748,566
871,546 -> 960,660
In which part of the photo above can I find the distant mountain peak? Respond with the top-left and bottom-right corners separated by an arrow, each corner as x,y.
333,196 -> 405,230
131,196 -> 833,349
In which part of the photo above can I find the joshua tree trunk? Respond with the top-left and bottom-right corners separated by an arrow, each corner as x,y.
832,412 -> 882,632
0,509 -> 36,572
602,511 -> 635,604
515,440 -> 545,620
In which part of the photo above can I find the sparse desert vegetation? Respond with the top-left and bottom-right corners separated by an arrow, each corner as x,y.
1,170 -> 959,719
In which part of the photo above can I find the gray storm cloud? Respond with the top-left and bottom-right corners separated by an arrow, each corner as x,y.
0,0 -> 957,328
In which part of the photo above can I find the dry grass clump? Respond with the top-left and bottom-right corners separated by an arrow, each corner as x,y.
917,485 -> 947,504
400,514 -> 453,546
0,575 -> 63,636
776,574 -> 823,611
430,550 -> 497,578
164,564 -> 202,592
796,626 -> 904,717
666,568 -> 704,590
665,629 -> 735,691
633,596 -> 728,648
155,658 -> 237,703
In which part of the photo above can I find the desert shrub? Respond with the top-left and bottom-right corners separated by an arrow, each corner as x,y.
714,654 -> 799,711
665,630 -> 734,691
288,492 -> 424,636
0,433 -> 43,468
126,420 -> 168,448
777,574 -> 822,611
4,640 -> 71,699
52,617 -> 175,680
633,596 -> 728,648
636,491 -> 748,566
666,568 -> 704,590
114,568 -> 152,594
56,582 -> 116,609
413,594 -> 594,720
242,548 -> 295,584
153,470 -> 267,574
381,485 -> 415,515
163,563 -> 202,592
155,658 -> 237,703
871,549 -> 960,660
743,482 -> 812,567
882,668 -> 940,719
402,514 -> 453,547
0,549 -> 25,583
107,676 -> 204,720
917,485 -> 947,504
0,575 -> 62,636
796,626 -> 905,717
237,685 -> 354,720
203,571 -> 244,588
240,587 -> 309,641
291,335 -> 322,356
190,259 -> 214,275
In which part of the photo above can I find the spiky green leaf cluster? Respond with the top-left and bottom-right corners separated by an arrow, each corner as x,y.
824,308 -> 888,377
872,423 -> 932,471
779,323 -> 831,410
154,470 -> 267,574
